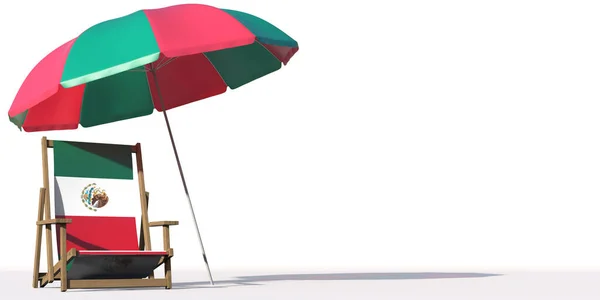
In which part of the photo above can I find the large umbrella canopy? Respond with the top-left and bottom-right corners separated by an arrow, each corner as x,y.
8,3 -> 299,132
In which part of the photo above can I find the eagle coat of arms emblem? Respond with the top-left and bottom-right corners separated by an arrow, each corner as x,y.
81,183 -> 109,211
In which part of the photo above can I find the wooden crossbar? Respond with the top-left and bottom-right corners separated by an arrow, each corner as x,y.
69,278 -> 168,289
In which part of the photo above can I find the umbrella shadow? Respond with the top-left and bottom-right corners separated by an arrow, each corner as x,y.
173,272 -> 503,289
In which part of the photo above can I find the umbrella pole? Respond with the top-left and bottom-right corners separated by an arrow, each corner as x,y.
150,70 -> 215,286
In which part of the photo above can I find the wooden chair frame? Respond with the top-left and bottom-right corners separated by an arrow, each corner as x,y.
32,136 -> 178,292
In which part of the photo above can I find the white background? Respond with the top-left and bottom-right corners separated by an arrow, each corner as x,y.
1,0 -> 600,277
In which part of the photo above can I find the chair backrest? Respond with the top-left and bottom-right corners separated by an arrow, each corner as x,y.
51,140 -> 143,252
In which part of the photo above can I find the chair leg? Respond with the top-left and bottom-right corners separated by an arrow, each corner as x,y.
164,258 -> 172,289
32,225 -> 42,288
163,226 -> 172,289
32,188 -> 45,288
59,225 -> 68,292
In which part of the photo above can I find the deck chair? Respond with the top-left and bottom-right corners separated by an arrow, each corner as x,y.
32,136 -> 178,292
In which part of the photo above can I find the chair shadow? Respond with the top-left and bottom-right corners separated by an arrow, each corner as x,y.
49,272 -> 502,292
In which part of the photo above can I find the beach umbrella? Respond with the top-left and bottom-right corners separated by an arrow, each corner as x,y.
7,3 -> 299,285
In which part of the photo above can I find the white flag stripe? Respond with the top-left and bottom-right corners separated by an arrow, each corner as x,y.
54,176 -> 141,218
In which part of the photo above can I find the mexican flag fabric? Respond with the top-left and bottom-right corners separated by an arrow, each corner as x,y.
52,141 -> 141,251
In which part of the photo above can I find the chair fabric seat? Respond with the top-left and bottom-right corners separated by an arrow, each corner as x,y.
79,250 -> 168,256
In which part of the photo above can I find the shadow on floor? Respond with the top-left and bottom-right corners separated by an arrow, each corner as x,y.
48,272 -> 502,292
174,272 -> 502,289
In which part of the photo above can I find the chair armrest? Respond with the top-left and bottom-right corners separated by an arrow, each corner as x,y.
149,221 -> 178,251
36,218 -> 72,226
149,221 -> 179,227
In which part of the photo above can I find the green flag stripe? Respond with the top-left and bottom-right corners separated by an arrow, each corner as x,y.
53,141 -> 134,179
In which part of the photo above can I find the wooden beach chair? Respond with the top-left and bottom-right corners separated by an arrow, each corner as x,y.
32,137 -> 178,292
